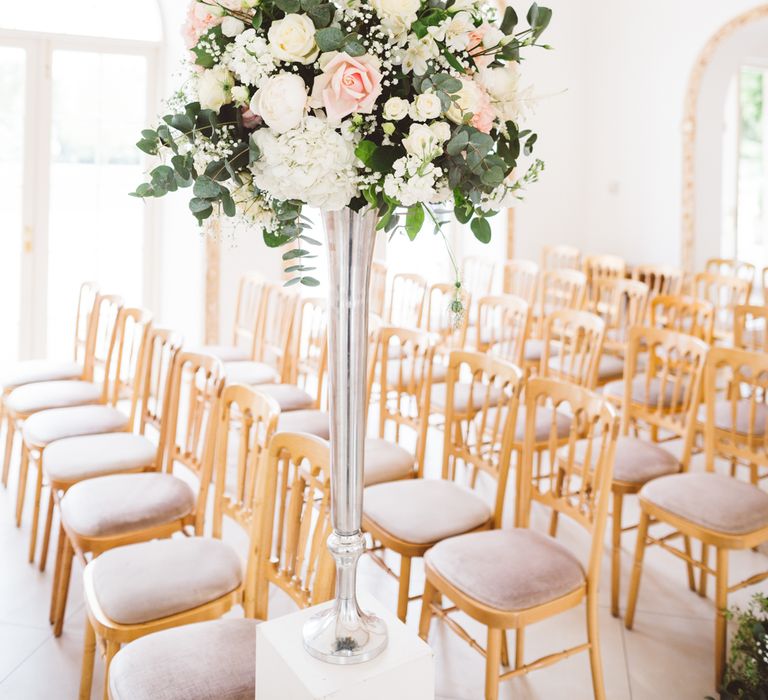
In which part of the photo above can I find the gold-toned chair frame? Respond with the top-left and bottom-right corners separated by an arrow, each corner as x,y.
386,272 -> 427,328
650,294 -> 715,344
502,259 -> 539,306
693,272 -> 751,343
541,244 -> 581,272
734,304 -> 768,354
474,294 -> 531,367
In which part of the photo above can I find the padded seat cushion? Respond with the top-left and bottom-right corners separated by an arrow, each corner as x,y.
0,359 -> 82,392
430,382 -> 503,413
596,354 -> 625,382
88,537 -> 242,625
277,410 -> 330,439
364,438 -> 415,486
426,529 -> 585,611
44,433 -> 157,484
6,380 -> 101,415
224,361 -> 280,386
255,383 -> 314,412
109,618 -> 258,700
514,406 -> 572,442
697,399 -> 768,436
385,359 -> 447,386
523,338 -> 546,362
22,405 -> 129,447
61,473 -> 195,538
567,436 -> 680,485
603,376 -> 685,408
363,479 -> 491,545
641,473 -> 768,535
196,344 -> 251,362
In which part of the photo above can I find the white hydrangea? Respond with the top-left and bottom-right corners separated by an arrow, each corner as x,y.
223,29 -> 276,87
250,116 -> 360,211
383,156 -> 442,206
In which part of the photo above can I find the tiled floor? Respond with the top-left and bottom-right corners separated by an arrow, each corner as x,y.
0,434 -> 765,699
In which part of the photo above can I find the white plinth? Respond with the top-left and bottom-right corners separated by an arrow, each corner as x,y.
255,596 -> 435,700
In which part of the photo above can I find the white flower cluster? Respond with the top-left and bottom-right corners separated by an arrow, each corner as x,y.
223,29 -> 276,87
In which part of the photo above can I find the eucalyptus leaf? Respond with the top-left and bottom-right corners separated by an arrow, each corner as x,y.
471,217 -> 492,244
315,27 -> 344,52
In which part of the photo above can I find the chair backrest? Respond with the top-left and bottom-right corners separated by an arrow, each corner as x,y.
424,283 -> 471,353
74,282 -> 100,367
704,346 -> 768,476
441,351 -> 524,525
477,294 -> 531,367
259,283 -> 299,381
650,294 -> 715,343
84,294 -> 124,382
632,265 -> 684,312
233,274 -> 267,359
583,254 -> 626,283
734,305 -> 768,353
705,258 -> 755,289
502,259 -> 539,305
247,432 -> 335,619
370,261 -> 388,319
287,297 -> 328,408
540,309 -> 606,388
621,326 -> 709,457
461,256 -> 495,299
541,245 -> 581,272
387,273 -> 427,328
212,384 -> 281,537
162,351 -> 224,533
589,278 -> 649,354
763,267 -> 768,306
521,378 -> 619,585
693,272 -> 751,340
537,269 -> 587,322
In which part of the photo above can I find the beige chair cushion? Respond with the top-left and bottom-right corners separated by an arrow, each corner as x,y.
196,344 -> 251,362
0,359 -> 82,392
109,618 -> 257,700
44,433 -> 157,484
385,359 -> 447,386
364,438 -> 415,486
603,376 -> 684,408
697,399 -> 768,436
596,354 -> 625,382
277,409 -> 330,439
60,473 -> 195,538
430,382 -> 503,413
514,406 -> 572,442
364,479 -> 491,545
641,473 -> 768,535
567,436 -> 680,485
223,361 -> 280,386
426,529 -> 585,611
22,406 -> 129,447
255,383 -> 314,412
6,380 -> 101,414
88,537 -> 242,625
523,338 -> 546,362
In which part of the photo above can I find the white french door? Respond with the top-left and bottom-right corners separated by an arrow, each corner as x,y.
0,31 -> 159,361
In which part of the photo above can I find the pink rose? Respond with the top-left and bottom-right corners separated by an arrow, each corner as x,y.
310,52 -> 383,122
182,3 -> 223,49
467,24 -> 493,71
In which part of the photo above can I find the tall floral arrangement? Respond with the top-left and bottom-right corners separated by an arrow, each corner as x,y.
133,0 -> 551,284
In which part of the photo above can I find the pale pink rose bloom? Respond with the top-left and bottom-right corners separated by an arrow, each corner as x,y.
182,3 -> 223,49
311,53 -> 383,122
467,24 -> 493,71
470,84 -> 495,133
241,108 -> 262,129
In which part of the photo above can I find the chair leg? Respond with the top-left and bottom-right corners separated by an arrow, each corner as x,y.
611,492 -> 624,618
397,556 -> 412,622
39,488 -> 55,571
28,462 -> 44,563
50,523 -> 67,624
2,416 -> 14,488
418,579 -> 436,641
698,543 -> 709,598
485,628 -> 503,700
103,640 -> 120,700
500,631 -> 509,667
415,413 -> 429,476
514,627 -> 524,670
15,444 -> 29,527
53,537 -> 75,637
625,511 -> 650,630
586,586 -> 607,700
714,548 -> 729,689
79,618 -> 97,700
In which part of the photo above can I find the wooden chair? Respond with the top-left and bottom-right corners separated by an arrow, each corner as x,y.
386,272 -> 427,328
200,273 -> 266,361
625,346 -> 768,688
419,377 -> 619,700
424,282 -> 471,359
649,294 -> 715,344
632,265 -> 684,308
364,351 -> 523,621
734,304 -> 768,353
541,244 -> 581,271
763,266 -> 768,305
705,258 -> 756,291
693,272 -> 751,343
501,259 -> 539,306
1,281 -> 100,487
83,430 -> 333,700
462,256 -> 496,299
475,295 -> 531,367
558,326 -> 708,617
583,254 -> 626,310
50,352 -> 223,637
370,260 -> 388,318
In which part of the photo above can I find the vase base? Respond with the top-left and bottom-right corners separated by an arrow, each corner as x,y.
302,599 -> 388,665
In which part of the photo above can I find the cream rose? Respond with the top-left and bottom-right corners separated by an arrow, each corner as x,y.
371,0 -> 420,38
383,97 -> 409,121
221,15 -> 246,36
268,14 -> 319,64
197,66 -> 234,112
446,76 -> 494,133
250,72 -> 308,133
429,120 -> 451,143
402,123 -> 440,160
410,93 -> 442,121
480,63 -> 533,122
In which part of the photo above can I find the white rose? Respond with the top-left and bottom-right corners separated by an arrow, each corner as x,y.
445,77 -> 485,124
268,14 -> 319,64
371,0 -> 420,36
402,123 -> 439,160
429,121 -> 451,143
410,93 -> 442,121
250,72 -> 308,133
221,16 -> 246,36
479,63 -> 533,121
197,66 -> 234,112
383,97 -> 409,121
194,2 -> 224,19
231,85 -> 250,106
